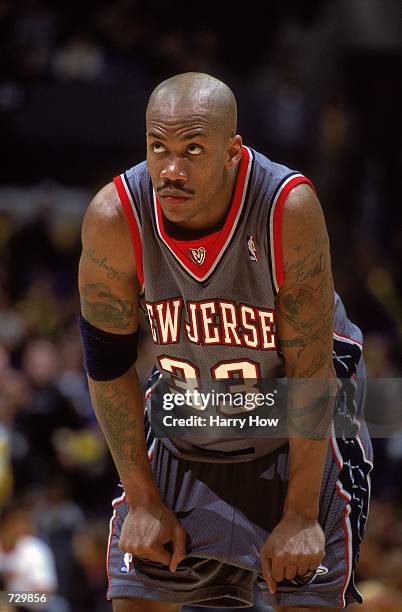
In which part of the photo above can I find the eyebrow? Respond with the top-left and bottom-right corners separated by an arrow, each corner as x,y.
147,130 -> 208,141
181,131 -> 208,140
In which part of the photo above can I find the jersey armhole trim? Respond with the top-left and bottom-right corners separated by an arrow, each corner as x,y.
269,174 -> 315,293
113,174 -> 144,287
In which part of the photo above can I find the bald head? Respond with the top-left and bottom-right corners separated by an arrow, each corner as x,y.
146,72 -> 237,137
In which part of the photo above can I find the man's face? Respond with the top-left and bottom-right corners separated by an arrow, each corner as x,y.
146,105 -> 235,226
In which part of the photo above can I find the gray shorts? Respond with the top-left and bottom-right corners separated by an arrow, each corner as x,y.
107,425 -> 373,609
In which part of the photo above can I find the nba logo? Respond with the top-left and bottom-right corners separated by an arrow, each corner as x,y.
247,235 -> 258,262
121,552 -> 132,573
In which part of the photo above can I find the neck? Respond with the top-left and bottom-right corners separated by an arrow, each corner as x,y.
163,166 -> 239,241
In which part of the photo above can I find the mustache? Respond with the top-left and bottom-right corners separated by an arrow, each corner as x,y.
156,181 -> 195,195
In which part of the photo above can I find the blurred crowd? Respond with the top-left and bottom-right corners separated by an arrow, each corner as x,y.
1,0 -> 401,611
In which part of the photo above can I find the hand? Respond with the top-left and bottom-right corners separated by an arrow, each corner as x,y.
260,514 -> 325,594
119,502 -> 187,572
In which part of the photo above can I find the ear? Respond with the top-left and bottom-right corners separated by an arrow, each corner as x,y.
225,135 -> 243,169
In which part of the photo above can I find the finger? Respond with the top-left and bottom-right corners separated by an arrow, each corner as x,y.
261,555 -> 277,594
308,556 -> 323,571
148,543 -> 171,567
296,559 -> 310,577
309,544 -> 325,567
118,536 -> 138,555
284,562 -> 298,581
271,554 -> 286,583
169,527 -> 187,572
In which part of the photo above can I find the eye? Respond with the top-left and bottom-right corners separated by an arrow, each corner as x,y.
187,143 -> 203,155
151,143 -> 166,154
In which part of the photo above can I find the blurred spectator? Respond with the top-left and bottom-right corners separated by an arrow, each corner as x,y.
13,0 -> 56,80
56,327 -> 92,420
0,423 -> 12,506
17,275 -> 63,337
12,339 -> 85,493
69,521 -> 110,612
52,34 -> 105,82
0,287 -> 26,351
0,505 -> 59,610
363,334 -> 402,501
256,69 -> 313,169
31,482 -> 85,611
5,203 -> 59,302
349,581 -> 402,610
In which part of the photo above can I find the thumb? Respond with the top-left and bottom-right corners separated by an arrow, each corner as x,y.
261,555 -> 277,594
169,526 -> 187,572
153,543 -> 171,567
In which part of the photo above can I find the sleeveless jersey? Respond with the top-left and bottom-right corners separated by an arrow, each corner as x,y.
114,146 -> 363,462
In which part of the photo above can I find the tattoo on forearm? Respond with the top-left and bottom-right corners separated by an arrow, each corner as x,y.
278,230 -> 336,439
278,274 -> 333,342
298,352 -> 329,378
279,337 -> 307,349
81,282 -> 135,329
93,381 -> 138,474
287,380 -> 336,439
288,426 -> 329,440
84,247 -> 129,281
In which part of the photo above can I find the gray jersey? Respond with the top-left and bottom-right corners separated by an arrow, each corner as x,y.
114,146 -> 362,461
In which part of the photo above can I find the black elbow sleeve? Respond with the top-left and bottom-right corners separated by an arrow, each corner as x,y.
79,314 -> 138,381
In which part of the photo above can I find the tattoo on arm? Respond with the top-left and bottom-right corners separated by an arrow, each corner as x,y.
93,381 -> 138,474
284,234 -> 328,281
84,247 -> 129,281
286,379 -> 337,439
81,282 -> 135,329
278,274 -> 333,348
278,337 -> 306,348
298,352 -> 329,378
278,232 -> 335,438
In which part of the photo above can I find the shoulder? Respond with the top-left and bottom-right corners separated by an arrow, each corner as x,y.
80,181 -> 137,284
282,182 -> 325,244
82,181 -> 130,240
280,182 -> 331,285
86,182 -> 123,224
284,182 -> 320,216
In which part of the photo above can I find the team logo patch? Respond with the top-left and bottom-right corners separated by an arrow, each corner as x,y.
247,235 -> 258,262
189,247 -> 206,266
281,565 -> 329,587
120,552 -> 132,573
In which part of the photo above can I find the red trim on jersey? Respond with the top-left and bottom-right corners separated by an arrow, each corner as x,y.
333,330 -> 363,349
106,493 -> 126,595
342,508 -> 351,606
171,230 -> 220,267
273,176 -> 314,291
330,437 -> 353,606
155,146 -> 251,280
113,175 -> 144,286
172,229 -> 220,249
106,429 -> 155,597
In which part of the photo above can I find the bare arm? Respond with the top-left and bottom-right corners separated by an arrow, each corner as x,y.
78,182 -> 159,504
277,183 -> 336,519
79,183 -> 186,570
261,183 -> 336,591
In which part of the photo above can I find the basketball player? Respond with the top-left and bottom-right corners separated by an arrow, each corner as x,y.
78,73 -> 373,611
